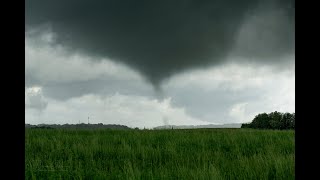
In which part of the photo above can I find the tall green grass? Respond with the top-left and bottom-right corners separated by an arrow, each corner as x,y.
25,128 -> 294,179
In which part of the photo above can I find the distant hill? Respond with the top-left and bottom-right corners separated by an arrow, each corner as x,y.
25,123 -> 243,130
25,123 -> 131,130
153,123 -> 242,130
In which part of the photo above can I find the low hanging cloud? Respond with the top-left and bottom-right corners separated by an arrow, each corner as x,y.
25,87 -> 48,111
26,0 -> 294,89
229,103 -> 249,123
163,60 -> 295,124
25,93 -> 212,128
25,37 -> 156,100
25,60 -> 295,126
25,31 -> 294,126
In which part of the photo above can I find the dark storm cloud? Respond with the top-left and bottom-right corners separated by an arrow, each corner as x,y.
25,67 -> 154,100
41,79 -> 154,101
26,0 -> 294,87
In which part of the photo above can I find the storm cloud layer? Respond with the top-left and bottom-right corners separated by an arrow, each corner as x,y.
26,0 -> 294,88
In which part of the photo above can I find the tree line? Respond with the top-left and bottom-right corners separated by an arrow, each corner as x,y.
241,111 -> 295,130
25,123 -> 131,129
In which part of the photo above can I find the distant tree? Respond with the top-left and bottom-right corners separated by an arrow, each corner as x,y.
269,111 -> 283,129
289,113 -> 295,129
251,113 -> 270,129
241,111 -> 295,130
281,113 -> 294,130
241,123 -> 251,128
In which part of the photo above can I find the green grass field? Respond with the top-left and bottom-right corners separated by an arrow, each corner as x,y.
25,128 -> 295,179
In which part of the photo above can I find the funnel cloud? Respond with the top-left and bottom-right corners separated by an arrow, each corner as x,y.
26,0 -> 294,89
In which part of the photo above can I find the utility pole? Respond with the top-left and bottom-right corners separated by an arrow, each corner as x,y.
88,116 -> 90,124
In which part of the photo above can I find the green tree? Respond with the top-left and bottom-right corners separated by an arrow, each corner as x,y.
289,113 -> 295,129
253,113 -> 270,129
269,111 -> 283,129
241,111 -> 295,130
281,113 -> 294,130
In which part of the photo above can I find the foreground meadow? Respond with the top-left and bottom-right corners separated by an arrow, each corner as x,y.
25,128 -> 294,179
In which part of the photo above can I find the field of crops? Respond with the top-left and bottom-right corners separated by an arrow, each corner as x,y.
25,128 -> 295,179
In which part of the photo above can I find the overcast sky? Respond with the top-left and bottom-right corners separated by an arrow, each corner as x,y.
25,0 -> 294,128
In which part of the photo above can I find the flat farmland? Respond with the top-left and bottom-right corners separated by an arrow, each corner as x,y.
25,128 -> 294,179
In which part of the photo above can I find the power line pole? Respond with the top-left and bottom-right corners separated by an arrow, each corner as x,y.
88,116 -> 90,124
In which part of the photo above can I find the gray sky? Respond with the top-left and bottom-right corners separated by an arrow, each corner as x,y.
25,0 -> 294,128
